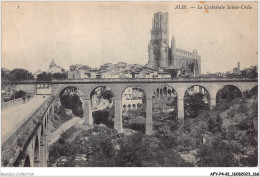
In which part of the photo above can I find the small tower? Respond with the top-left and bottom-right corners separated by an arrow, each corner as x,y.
49,59 -> 56,68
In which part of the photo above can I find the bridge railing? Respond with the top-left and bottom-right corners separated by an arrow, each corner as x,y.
12,77 -> 258,84
51,77 -> 257,82
1,96 -> 33,110
1,95 -> 55,167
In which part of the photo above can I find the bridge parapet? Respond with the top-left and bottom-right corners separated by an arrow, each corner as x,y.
51,78 -> 258,83
1,96 -> 33,110
1,95 -> 55,167
13,78 -> 258,84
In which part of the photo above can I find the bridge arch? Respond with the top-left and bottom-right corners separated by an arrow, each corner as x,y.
183,85 -> 211,119
244,83 -> 258,94
183,83 -> 211,98
152,85 -> 178,132
90,86 -> 115,103
53,84 -> 87,96
48,80 -> 258,135
24,155 -> 31,167
34,135 -> 40,167
153,84 -> 178,98
221,84 -> 243,94
44,116 -> 47,130
89,86 -> 115,128
250,85 -> 258,92
216,85 -> 243,104
40,124 -> 44,144
121,86 -> 146,134
58,86 -> 85,118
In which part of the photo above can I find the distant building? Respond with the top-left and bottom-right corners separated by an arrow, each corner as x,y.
96,62 -> 171,79
99,63 -> 113,71
68,64 -> 97,79
100,71 -> 120,78
131,66 -> 171,79
148,12 -> 201,77
48,59 -> 64,74
233,62 -> 241,74
122,87 -> 143,110
117,62 -> 127,67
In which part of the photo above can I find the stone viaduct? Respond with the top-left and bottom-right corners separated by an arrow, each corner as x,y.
50,79 -> 257,135
2,96 -> 54,167
2,78 -> 257,167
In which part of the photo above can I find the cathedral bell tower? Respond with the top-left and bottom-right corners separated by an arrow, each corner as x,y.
148,12 -> 169,68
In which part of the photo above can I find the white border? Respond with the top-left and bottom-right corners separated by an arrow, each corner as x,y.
0,0 -> 259,177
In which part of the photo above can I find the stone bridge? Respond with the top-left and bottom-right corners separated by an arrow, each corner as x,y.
2,78 -> 257,167
52,79 -> 258,134
13,78 -> 258,135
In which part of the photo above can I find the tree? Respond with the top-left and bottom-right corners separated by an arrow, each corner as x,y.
241,66 -> 257,79
1,69 -> 15,93
101,90 -> 114,103
52,73 -> 67,80
208,115 -> 222,133
10,68 -> 34,81
216,85 -> 242,103
93,110 -> 114,128
197,139 -> 239,167
59,88 -> 83,117
184,92 -> 209,119
37,72 -> 52,81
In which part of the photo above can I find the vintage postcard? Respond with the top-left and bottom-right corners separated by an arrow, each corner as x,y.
1,1 -> 258,176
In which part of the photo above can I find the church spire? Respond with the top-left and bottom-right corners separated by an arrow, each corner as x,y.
50,59 -> 56,68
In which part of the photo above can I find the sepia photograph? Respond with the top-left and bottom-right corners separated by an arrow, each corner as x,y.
1,0 -> 259,176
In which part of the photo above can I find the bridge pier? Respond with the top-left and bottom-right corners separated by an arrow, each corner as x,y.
55,96 -> 61,109
44,114 -> 50,167
39,141 -> 45,167
114,98 -> 122,132
210,98 -> 216,110
209,89 -> 218,110
43,135 -> 48,167
177,98 -> 184,123
83,98 -> 93,126
52,102 -> 55,118
146,97 -> 153,135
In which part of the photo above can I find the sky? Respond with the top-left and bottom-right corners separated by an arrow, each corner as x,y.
1,1 -> 258,74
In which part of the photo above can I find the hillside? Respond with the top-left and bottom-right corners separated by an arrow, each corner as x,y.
179,94 -> 258,166
48,93 -> 258,167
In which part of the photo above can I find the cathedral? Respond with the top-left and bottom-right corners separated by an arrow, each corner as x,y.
148,12 -> 201,77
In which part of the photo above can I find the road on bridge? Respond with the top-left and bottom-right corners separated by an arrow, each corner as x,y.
1,95 -> 50,145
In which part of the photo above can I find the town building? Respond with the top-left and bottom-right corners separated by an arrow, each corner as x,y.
131,66 -> 171,79
68,64 -> 97,79
148,12 -> 201,77
99,63 -> 113,71
33,60 -> 65,79
122,87 -> 143,111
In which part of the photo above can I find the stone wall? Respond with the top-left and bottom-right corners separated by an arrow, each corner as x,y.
1,96 -> 55,167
